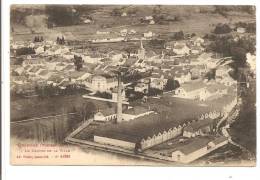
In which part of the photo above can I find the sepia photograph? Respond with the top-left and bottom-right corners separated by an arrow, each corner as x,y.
9,4 -> 256,166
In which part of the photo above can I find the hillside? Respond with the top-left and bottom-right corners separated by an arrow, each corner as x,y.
11,5 -> 255,42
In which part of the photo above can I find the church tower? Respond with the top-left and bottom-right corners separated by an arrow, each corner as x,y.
137,40 -> 146,60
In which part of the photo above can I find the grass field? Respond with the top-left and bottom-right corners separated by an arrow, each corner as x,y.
11,93 -> 127,122
11,5 -> 255,42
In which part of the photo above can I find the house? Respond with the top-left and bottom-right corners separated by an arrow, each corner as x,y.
191,36 -> 205,46
11,76 -> 27,85
165,41 -> 175,50
38,69 -> 53,80
121,12 -> 127,17
120,29 -> 128,37
190,65 -> 207,79
86,75 -> 118,92
145,16 -> 153,20
84,19 -> 92,24
35,46 -> 45,54
191,46 -> 204,55
149,20 -> 155,25
55,62 -> 66,71
94,108 -> 117,122
129,29 -> 137,34
237,27 -> 246,33
174,81 -> 211,101
183,118 -> 215,138
48,74 -> 64,84
14,67 -> 25,75
27,66 -> 43,75
134,82 -> 149,93
173,44 -> 190,55
63,64 -> 75,72
77,72 -> 91,81
150,78 -> 165,90
22,58 -> 45,67
171,136 -> 228,163
54,47 -> 70,55
174,71 -> 191,84
246,52 -> 256,73
143,31 -> 154,38
150,69 -> 168,87
215,66 -> 232,80
62,52 -> 75,60
196,52 -> 213,64
160,64 -> 171,72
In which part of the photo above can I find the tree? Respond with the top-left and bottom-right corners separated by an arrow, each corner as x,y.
205,69 -> 216,80
148,88 -> 163,96
81,102 -> 97,121
73,55 -> 84,71
148,39 -> 166,49
214,23 -> 232,34
126,91 -> 144,101
191,33 -> 196,38
172,31 -> 184,40
46,5 -> 81,27
209,35 -> 255,72
164,79 -> 180,91
111,8 -> 122,16
230,47 -> 247,67
94,91 -> 112,99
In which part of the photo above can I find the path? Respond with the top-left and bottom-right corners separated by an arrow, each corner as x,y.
66,118 -> 93,139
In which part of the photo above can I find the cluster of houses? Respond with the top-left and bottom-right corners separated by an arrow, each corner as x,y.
11,33 -> 237,104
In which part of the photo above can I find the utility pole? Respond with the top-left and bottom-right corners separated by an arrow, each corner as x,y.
116,73 -> 123,124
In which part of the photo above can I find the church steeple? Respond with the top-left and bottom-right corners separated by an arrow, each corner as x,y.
138,40 -> 145,59
161,50 -> 165,59
140,40 -> 144,49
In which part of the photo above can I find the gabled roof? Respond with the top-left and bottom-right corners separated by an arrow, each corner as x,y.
172,136 -> 215,155
29,66 -> 41,73
38,69 -> 49,76
184,118 -> 214,133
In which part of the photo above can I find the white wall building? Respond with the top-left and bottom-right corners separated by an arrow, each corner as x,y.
87,75 -> 117,92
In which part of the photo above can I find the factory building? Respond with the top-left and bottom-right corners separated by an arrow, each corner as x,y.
94,110 -> 221,151
171,136 -> 228,163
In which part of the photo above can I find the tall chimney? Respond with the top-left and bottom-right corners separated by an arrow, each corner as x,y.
116,74 -> 123,123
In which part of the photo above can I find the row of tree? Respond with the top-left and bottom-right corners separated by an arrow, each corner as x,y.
35,84 -> 89,98
213,22 -> 256,34
34,36 -> 44,42
209,35 -> 255,67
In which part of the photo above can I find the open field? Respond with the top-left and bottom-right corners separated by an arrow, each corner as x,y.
11,94 -> 125,121
11,5 -> 255,42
